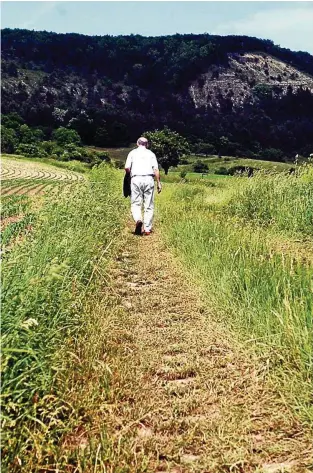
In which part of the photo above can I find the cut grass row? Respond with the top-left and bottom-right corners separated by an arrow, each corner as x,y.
1,154 -> 89,175
158,165 -> 313,424
1,164 -> 128,470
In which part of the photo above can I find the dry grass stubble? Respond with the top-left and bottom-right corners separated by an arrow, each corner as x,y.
72,221 -> 312,472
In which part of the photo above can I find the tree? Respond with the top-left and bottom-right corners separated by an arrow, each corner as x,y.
218,136 -> 230,158
1,112 -> 24,130
195,141 -> 216,156
19,124 -> 38,144
261,147 -> 284,162
1,126 -> 18,153
144,127 -> 190,174
52,127 -> 81,147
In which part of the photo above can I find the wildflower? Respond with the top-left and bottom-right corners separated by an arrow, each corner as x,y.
20,318 -> 39,329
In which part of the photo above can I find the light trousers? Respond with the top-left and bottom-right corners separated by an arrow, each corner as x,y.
131,175 -> 155,232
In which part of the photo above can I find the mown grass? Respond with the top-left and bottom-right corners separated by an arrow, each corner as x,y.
158,165 -> 313,423
1,154 -> 89,174
1,164 -> 128,470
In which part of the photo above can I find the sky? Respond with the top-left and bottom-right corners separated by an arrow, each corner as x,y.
1,1 -> 313,54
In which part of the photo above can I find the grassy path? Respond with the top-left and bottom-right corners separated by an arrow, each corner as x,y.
95,221 -> 312,473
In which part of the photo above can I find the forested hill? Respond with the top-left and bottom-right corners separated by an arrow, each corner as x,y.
2,28 -> 313,159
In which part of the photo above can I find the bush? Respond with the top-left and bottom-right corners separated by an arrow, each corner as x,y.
227,165 -> 258,177
94,151 -> 111,163
261,148 -> 284,162
114,160 -> 125,169
52,127 -> 81,147
16,143 -> 46,158
1,126 -> 18,153
180,170 -> 187,180
214,166 -> 229,175
40,140 -> 56,155
193,160 -> 208,173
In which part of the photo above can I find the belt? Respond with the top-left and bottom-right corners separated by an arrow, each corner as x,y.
132,174 -> 154,177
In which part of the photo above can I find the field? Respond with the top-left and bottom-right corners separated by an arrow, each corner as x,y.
1,155 -> 313,472
181,155 -> 294,172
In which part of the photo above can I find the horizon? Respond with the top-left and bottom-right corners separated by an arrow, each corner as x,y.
1,1 -> 313,55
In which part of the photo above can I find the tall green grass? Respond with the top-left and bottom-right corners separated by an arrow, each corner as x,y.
227,166 -> 313,237
1,164 -> 128,467
159,174 -> 313,421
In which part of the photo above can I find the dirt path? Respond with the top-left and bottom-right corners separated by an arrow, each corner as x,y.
96,222 -> 312,473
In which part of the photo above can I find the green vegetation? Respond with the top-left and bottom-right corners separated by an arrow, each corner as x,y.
1,151 -> 312,469
2,153 -> 90,174
1,195 -> 30,218
178,155 -> 294,175
1,213 -> 34,247
1,165 -> 128,468
227,166 -> 313,237
2,29 -> 313,157
144,127 -> 190,174
158,165 -> 313,422
1,118 -> 111,166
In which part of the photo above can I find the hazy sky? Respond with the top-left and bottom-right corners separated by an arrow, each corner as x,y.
1,1 -> 313,54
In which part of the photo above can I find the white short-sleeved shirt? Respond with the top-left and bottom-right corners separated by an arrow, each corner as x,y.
125,147 -> 158,177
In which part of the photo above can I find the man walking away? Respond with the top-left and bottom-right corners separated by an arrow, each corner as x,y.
125,137 -> 162,236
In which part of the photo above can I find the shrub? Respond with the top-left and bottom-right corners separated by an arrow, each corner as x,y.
261,148 -> 284,162
16,143 -> 46,158
114,160 -> 125,169
52,127 -> 81,147
193,160 -> 208,173
227,165 -> 257,177
1,126 -> 18,153
94,151 -> 111,163
214,166 -> 229,175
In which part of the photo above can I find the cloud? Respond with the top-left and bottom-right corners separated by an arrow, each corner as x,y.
20,2 -> 58,30
212,5 -> 313,53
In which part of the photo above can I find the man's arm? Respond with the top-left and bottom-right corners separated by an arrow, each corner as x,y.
154,168 -> 162,193
152,154 -> 162,193
125,152 -> 132,173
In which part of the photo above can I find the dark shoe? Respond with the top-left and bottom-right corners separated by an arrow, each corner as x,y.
135,220 -> 143,235
143,230 -> 152,235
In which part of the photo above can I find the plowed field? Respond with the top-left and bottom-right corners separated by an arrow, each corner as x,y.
1,157 -> 85,249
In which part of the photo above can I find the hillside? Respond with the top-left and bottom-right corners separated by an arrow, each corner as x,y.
190,52 -> 313,109
1,28 -> 313,158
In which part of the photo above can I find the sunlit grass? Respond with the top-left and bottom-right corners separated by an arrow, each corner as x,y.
158,166 -> 313,422
1,164 -> 128,468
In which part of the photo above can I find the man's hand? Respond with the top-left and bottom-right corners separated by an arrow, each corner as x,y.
157,182 -> 162,194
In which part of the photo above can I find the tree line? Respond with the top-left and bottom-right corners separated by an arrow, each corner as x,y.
1,28 -> 313,159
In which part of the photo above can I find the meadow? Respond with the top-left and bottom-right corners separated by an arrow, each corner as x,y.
1,154 -> 312,471
158,164 -> 313,423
